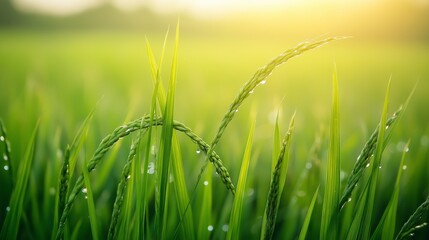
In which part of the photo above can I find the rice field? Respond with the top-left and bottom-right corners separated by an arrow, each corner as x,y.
1,22 -> 429,239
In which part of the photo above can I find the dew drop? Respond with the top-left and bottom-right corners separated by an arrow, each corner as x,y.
196,149 -> 201,154
148,162 -> 155,175
6,206 -> 10,212
402,165 -> 407,170
84,195 -> 88,199
249,89 -> 254,94
0,136 -> 4,141
260,80 -> 267,85
203,180 -> 209,186
378,165 -> 382,169
207,225 -> 214,231
305,162 -> 312,170
222,224 -> 229,232
348,197 -> 352,202
385,125 -> 389,130
127,175 -> 131,180
4,165 -> 9,171
234,109 -> 239,113
365,163 -> 370,168
3,154 -> 7,161
404,147 -> 409,152
82,188 -> 87,194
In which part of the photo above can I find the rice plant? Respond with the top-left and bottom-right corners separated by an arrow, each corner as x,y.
1,26 -> 428,240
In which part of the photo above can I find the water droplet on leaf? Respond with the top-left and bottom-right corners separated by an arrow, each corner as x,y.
222,224 -> 229,232
4,165 -> 8,171
148,162 -> 155,175
207,225 -> 214,231
204,181 -> 209,186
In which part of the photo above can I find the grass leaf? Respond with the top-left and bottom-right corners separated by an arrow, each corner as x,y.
298,186 -> 320,240
261,113 -> 295,240
320,68 -> 341,240
0,121 -> 38,240
227,118 -> 255,240
81,157 -> 99,240
359,79 -> 391,239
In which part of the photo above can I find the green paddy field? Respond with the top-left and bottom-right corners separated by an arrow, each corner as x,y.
0,20 -> 428,239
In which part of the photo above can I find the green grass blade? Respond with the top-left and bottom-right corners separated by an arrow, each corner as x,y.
298,186 -> 320,240
197,163 -> 213,239
261,113 -> 295,240
395,195 -> 429,240
380,140 -> 409,239
0,121 -> 38,240
68,107 -> 96,181
320,68 -> 341,240
156,22 -> 179,239
0,119 -> 13,185
227,118 -> 255,240
82,157 -> 99,240
370,140 -> 410,240
359,79 -> 391,239
148,25 -> 195,239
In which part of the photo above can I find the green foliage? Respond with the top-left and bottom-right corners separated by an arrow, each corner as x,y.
0,122 -> 38,239
261,114 -> 295,240
1,28 -> 428,240
227,118 -> 255,240
320,69 -> 341,240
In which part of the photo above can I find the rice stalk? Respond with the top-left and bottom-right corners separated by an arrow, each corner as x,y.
56,116 -> 233,239
57,145 -> 70,224
339,108 -> 401,210
107,134 -> 144,240
261,114 -> 295,240
206,37 -> 343,168
395,195 -> 429,240
340,84 -> 415,210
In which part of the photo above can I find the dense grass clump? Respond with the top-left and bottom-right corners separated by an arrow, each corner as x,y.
1,26 -> 428,240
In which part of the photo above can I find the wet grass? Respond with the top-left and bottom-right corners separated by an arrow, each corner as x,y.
1,27 -> 429,239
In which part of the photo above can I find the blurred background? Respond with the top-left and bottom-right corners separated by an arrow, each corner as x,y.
1,0 -> 429,238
